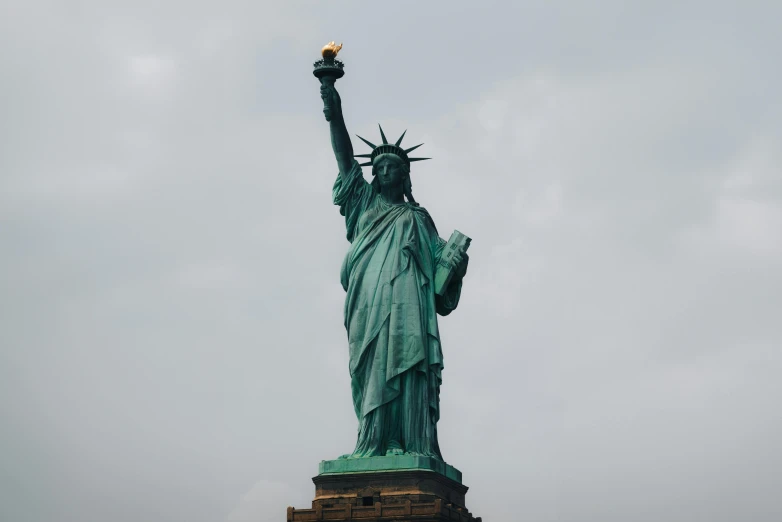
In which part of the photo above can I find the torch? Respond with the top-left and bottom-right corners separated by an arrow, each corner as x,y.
313,41 -> 344,116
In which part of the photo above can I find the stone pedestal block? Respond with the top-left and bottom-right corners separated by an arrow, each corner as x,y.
287,469 -> 481,521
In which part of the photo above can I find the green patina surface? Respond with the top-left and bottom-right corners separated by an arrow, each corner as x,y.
319,456 -> 462,483
313,45 -> 472,473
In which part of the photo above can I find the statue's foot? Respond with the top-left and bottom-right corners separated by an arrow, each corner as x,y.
338,453 -> 352,460
402,450 -> 443,460
385,439 -> 404,456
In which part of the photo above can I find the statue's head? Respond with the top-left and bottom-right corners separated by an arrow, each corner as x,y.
370,153 -> 418,205
372,153 -> 409,190
355,125 -> 430,205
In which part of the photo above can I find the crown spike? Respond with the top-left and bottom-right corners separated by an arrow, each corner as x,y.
404,143 -> 424,154
378,124 -> 389,144
395,130 -> 407,147
408,157 -> 431,163
354,153 -> 373,158
355,135 -> 377,149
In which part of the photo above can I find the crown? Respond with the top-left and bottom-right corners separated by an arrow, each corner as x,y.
354,124 -> 431,167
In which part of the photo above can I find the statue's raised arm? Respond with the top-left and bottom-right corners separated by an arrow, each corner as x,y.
315,42 -> 354,178
321,81 -> 354,177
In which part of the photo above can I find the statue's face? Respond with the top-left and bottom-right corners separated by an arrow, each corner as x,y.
373,155 -> 406,189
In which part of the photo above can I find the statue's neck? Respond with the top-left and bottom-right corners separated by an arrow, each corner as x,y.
380,186 -> 405,205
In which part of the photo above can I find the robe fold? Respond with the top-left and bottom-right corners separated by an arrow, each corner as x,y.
332,160 -> 462,459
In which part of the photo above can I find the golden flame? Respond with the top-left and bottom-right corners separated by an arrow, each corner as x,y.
321,41 -> 343,58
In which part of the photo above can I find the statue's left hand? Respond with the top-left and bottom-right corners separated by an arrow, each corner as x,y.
451,251 -> 469,279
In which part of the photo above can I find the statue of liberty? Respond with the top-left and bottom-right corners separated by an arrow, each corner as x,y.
316,43 -> 469,461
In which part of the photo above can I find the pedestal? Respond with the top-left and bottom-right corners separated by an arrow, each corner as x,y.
287,459 -> 481,522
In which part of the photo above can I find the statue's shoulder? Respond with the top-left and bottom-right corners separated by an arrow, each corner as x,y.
408,202 -> 430,215
409,204 -> 439,232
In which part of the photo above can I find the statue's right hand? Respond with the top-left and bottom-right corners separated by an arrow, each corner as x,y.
320,83 -> 342,122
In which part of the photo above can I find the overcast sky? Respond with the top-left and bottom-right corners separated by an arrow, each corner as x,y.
1,1 -> 780,521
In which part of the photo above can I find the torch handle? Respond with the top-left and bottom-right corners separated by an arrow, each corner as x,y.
320,76 -> 340,114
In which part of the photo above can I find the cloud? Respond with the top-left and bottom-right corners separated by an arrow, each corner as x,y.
127,54 -> 178,97
1,3 -> 780,522
223,480 -> 307,522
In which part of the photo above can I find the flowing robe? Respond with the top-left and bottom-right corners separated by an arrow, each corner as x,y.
333,160 -> 462,459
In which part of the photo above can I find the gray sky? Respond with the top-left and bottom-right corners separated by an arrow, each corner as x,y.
1,1 -> 780,521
